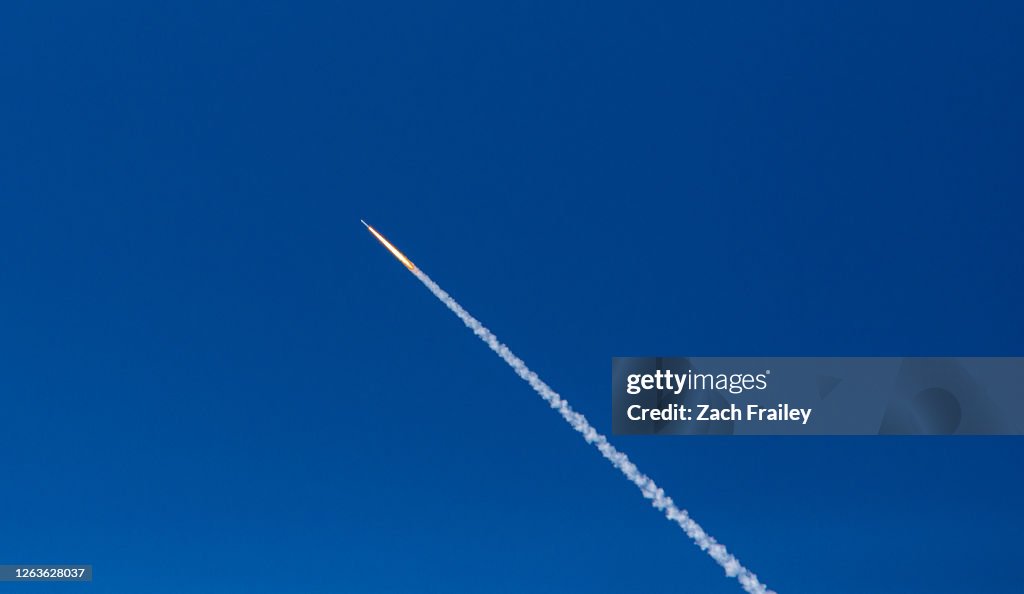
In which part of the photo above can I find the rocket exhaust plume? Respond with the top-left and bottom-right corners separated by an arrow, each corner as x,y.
362,221 -> 776,594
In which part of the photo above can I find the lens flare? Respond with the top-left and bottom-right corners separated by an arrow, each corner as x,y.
361,220 -> 415,271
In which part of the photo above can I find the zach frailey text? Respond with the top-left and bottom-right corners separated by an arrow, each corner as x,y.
627,403 -> 813,425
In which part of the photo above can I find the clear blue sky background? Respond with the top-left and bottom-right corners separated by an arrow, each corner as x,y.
2,2 -> 1022,593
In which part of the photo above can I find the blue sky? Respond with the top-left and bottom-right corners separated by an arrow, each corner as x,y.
1,2 -> 1022,593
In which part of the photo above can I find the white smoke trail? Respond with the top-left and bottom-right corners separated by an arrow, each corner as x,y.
411,268 -> 775,594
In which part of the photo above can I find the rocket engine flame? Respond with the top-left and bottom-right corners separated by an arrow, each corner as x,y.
361,220 -> 415,271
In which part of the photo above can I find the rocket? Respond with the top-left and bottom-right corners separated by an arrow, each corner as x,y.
361,220 -> 416,271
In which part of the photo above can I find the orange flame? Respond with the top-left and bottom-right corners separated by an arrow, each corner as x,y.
361,220 -> 416,271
